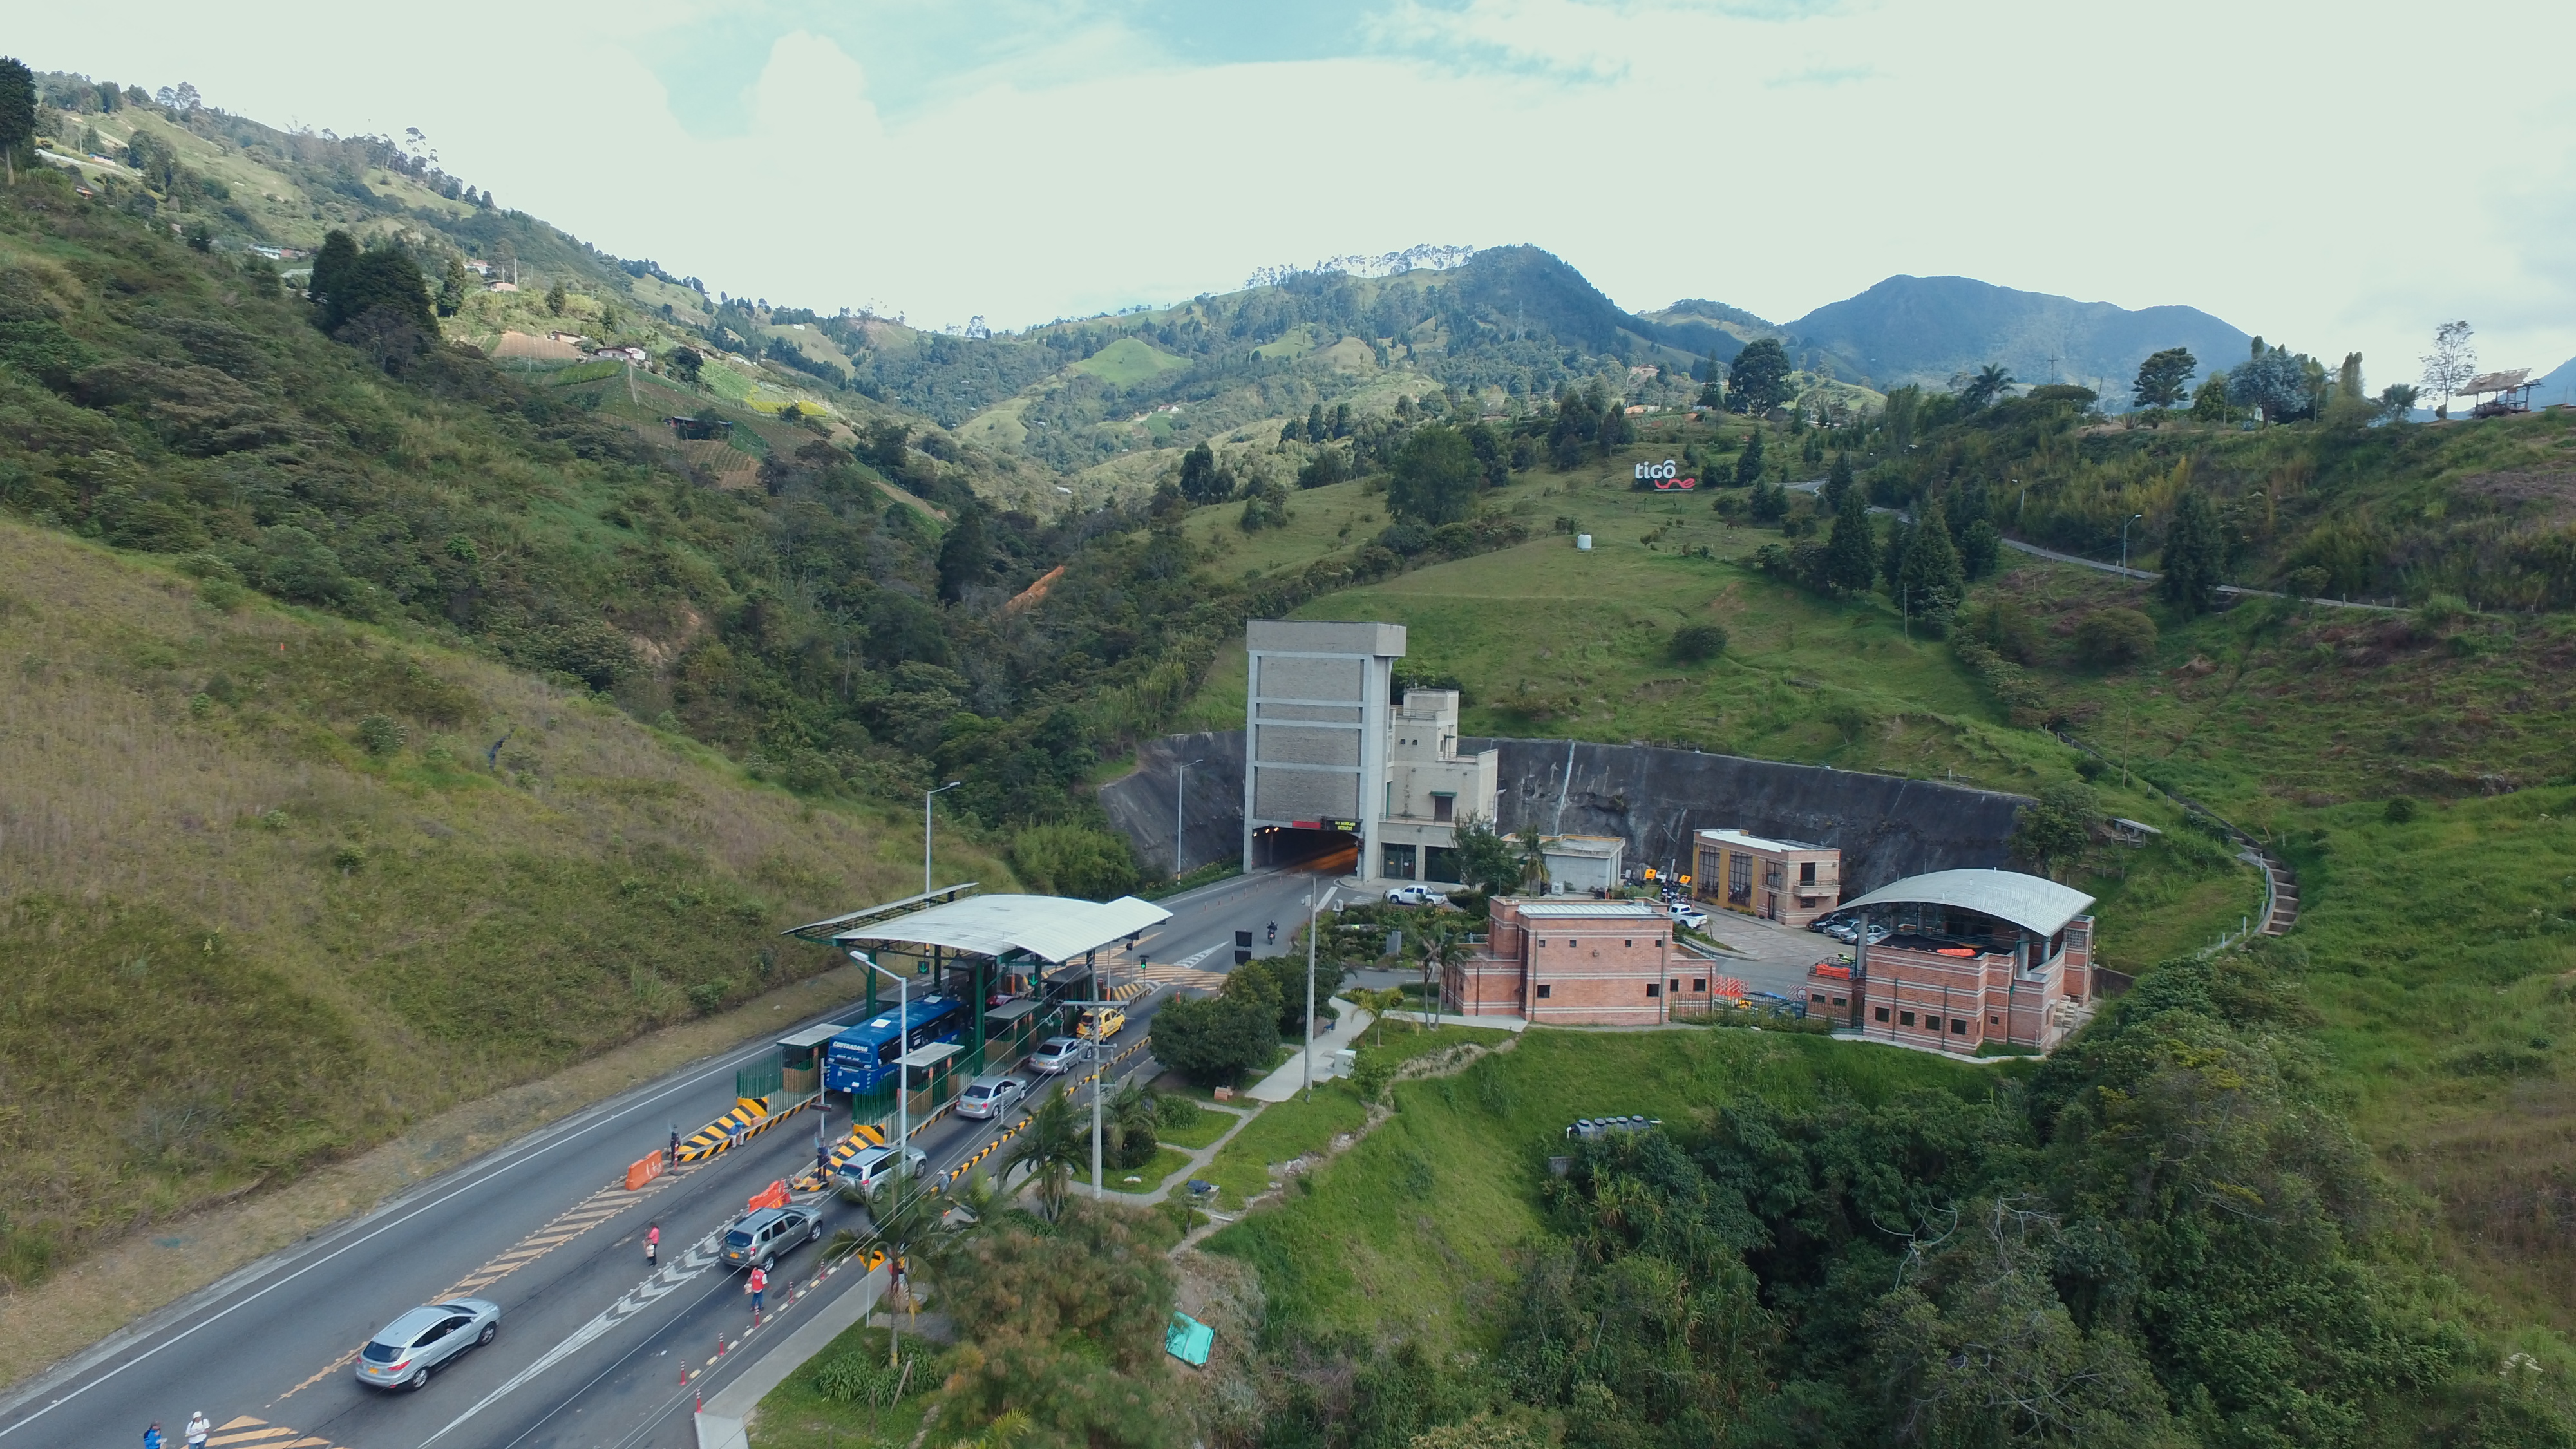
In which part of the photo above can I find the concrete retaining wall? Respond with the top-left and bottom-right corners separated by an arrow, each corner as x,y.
1099,731 -> 1246,876
1103,731 -> 2027,895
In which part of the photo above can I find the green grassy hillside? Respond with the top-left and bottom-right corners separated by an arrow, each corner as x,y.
0,520 -> 1004,1288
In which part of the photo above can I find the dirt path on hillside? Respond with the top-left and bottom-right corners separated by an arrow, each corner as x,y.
0,965 -> 874,1395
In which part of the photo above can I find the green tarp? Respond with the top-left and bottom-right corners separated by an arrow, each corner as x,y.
1165,1311 -> 1213,1367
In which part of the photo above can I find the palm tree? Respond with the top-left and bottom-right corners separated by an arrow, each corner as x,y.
1355,986 -> 1408,1046
946,1410 -> 1033,1449
1416,923 -> 1474,1028
999,1091 -> 1085,1222
1961,363 -> 2016,410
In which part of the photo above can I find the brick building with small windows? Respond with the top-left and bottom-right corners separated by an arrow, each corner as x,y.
1692,828 -> 1841,928
1801,869 -> 2098,1054
1448,898 -> 1692,1026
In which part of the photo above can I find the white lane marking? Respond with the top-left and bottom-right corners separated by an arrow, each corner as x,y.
419,1231 -> 725,1448
0,1010 -> 824,1441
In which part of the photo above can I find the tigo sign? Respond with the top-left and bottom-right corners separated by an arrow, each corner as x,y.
1635,460 -> 1695,489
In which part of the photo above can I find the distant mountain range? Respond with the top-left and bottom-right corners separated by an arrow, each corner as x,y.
1774,276 -> 2253,401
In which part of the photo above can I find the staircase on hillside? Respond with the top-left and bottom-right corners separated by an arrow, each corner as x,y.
2260,851 -> 2299,935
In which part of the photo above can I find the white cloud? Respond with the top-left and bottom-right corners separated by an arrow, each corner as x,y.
16,0 -> 2576,378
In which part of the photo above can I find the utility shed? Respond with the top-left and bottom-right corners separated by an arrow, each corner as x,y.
1539,835 -> 1626,895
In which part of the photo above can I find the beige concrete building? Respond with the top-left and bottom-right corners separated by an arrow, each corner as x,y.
1376,688 -> 1500,884
1691,828 -> 1842,928
1239,621 -> 1498,886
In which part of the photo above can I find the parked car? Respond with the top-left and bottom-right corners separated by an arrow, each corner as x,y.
1385,884 -> 1441,905
1666,902 -> 1710,931
1028,1036 -> 1084,1074
956,1074 -> 1026,1121
1076,1005 -> 1127,1040
841,1145 -> 930,1193
720,1204 -> 821,1270
355,1298 -> 500,1390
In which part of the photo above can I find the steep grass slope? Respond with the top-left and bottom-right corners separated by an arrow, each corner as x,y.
0,520 -> 999,1287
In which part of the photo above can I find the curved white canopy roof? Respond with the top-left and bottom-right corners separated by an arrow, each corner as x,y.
830,893 -> 1171,964
1839,869 -> 2094,938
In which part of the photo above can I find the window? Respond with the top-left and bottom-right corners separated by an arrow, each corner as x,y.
1925,1016 -> 1943,1032
1830,996 -> 1846,1007
1624,940 -> 1634,948
1951,1018 -> 1969,1035
1799,860 -> 1817,886
1646,983 -> 1660,998
1692,978 -> 1705,992
1990,1015 -> 2000,1025
1727,852 -> 1751,905
1812,992 -> 1827,1003
1670,978 -> 1681,992
1536,940 -> 1546,949
1874,1006 -> 1890,1022
1432,792 -> 1455,822
1762,860 -> 1784,890
1536,984 -> 1551,999
1899,1011 -> 1915,1027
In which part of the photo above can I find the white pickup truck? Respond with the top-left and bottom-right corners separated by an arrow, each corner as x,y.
1666,901 -> 1711,931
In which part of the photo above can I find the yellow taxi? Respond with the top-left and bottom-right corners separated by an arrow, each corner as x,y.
1075,1005 -> 1126,1040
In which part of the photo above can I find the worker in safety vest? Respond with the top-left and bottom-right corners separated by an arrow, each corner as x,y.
746,1265 -> 768,1313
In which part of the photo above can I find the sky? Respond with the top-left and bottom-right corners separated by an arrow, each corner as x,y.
21,1 -> 2576,382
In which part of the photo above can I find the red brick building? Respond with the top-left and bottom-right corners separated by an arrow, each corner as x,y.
1801,869 -> 2098,1054
1448,898 -> 1687,1026
1691,829 -> 1842,929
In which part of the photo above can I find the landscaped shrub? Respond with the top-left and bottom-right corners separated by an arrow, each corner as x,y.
1668,623 -> 1728,663
2072,607 -> 2158,666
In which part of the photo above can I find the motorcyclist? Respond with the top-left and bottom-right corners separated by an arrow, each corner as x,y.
1265,920 -> 1277,944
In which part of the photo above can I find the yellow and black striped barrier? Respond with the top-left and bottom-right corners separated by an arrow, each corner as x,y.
674,1094 -> 813,1165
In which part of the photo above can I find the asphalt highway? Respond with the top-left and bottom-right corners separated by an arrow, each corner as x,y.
0,864 -> 1331,1449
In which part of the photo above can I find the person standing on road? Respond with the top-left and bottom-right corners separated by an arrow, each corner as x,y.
645,1224 -> 659,1265
184,1412 -> 211,1449
144,1423 -> 164,1449
746,1264 -> 768,1315
668,1125 -> 679,1163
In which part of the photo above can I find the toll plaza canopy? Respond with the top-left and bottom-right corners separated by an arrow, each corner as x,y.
800,891 -> 1171,963
1837,869 -> 2095,938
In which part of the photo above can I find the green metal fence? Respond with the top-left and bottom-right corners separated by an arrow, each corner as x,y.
735,1050 -> 784,1102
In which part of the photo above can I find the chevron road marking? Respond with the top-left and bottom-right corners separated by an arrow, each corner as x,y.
207,1415 -> 347,1448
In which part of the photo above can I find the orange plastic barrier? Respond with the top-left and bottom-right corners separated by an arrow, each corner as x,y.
746,1179 -> 790,1212
625,1152 -> 666,1191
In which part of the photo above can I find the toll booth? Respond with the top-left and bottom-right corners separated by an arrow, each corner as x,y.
900,1041 -> 963,1115
775,1023 -> 844,1097
984,998 -> 1048,1067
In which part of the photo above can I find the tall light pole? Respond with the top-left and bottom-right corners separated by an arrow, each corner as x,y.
1302,883 -> 1337,1101
923,781 -> 961,895
2119,513 -> 2144,575
1174,758 -> 1204,879
848,950 -> 911,1213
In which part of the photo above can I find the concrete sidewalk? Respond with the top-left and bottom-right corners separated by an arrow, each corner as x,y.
1245,1001 -> 1372,1101
695,1261 -> 890,1449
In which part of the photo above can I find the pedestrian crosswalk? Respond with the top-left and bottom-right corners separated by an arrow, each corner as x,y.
208,1414 -> 348,1448
1128,961 -> 1226,992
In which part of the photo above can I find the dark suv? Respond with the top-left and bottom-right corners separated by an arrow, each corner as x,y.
719,1204 -> 820,1270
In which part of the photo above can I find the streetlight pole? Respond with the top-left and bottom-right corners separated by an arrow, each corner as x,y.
2119,513 -> 2143,575
1174,758 -> 1204,880
1303,882 -> 1337,1101
848,951 -> 911,1215
923,781 -> 961,895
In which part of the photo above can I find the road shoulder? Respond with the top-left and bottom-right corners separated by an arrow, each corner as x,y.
0,963 -> 875,1397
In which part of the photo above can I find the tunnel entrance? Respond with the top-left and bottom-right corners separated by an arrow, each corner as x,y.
1255,824 -> 1358,875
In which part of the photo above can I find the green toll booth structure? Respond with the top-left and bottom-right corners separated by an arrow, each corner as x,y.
780,884 -> 1172,1085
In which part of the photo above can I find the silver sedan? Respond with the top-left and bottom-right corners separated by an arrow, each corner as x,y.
355,1298 -> 500,1390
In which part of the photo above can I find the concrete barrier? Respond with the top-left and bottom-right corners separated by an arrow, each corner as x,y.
625,1152 -> 666,1191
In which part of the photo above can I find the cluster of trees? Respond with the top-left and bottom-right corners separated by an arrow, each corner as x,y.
1148,948 -> 1348,1084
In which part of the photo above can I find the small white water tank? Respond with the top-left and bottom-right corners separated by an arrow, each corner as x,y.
1575,533 -> 1593,551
